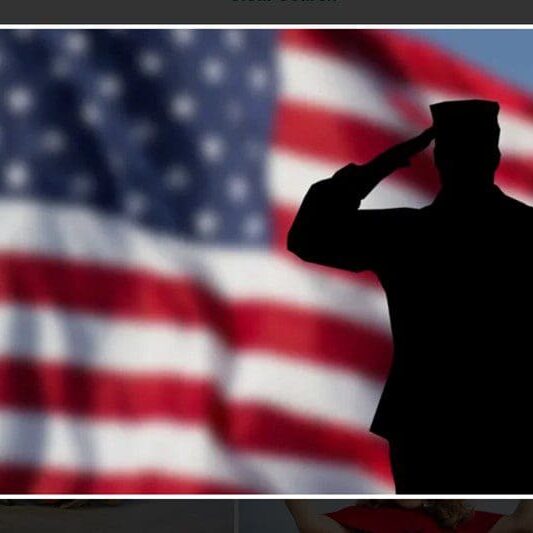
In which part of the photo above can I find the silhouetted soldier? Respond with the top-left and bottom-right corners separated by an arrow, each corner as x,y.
288,99 -> 533,494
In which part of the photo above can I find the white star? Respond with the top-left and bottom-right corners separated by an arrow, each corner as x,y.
248,64 -> 270,93
70,172 -> 94,197
41,128 -> 67,154
227,174 -> 249,203
4,160 -> 30,190
124,192 -> 148,217
138,50 -> 163,77
64,31 -> 91,55
194,208 -> 220,237
199,134 -> 226,163
98,74 -> 123,99
170,93 -> 197,121
243,214 -> 265,239
202,57 -> 226,85
80,101 -> 103,127
223,30 -> 246,52
6,86 -> 34,116
171,29 -> 195,47
165,164 -> 190,191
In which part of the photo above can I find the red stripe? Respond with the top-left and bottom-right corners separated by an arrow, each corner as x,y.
0,359 -> 392,483
0,464 -> 249,494
281,29 -> 533,119
0,253 -> 392,380
230,403 -> 392,483
275,100 -> 533,199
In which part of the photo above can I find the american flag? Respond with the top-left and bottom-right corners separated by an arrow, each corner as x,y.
0,29 -> 532,494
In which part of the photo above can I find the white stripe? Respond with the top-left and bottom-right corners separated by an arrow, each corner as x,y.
281,47 -> 533,159
268,148 -> 432,209
0,304 -> 385,430
229,352 -> 383,429
0,409 -> 392,493
0,199 -> 390,331
499,114 -> 533,158
281,48 -> 407,132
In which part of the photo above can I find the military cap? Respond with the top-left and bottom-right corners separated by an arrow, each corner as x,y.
430,99 -> 500,140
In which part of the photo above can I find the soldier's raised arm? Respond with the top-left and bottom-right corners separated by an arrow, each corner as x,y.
287,128 -> 434,273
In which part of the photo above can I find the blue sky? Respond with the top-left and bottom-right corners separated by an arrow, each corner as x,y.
406,30 -> 533,93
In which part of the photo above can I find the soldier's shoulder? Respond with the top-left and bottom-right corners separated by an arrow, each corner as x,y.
507,196 -> 533,209
501,192 -> 533,213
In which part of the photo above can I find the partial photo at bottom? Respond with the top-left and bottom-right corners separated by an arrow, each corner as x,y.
0,499 -> 531,532
0,500 -> 234,533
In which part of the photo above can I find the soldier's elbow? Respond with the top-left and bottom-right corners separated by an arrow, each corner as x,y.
287,227 -> 300,254
287,228 -> 314,263
287,240 -> 310,262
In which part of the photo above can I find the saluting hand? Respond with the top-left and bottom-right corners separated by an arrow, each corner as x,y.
330,127 -> 435,199
368,127 -> 435,170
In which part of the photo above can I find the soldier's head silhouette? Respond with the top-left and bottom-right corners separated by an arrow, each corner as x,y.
430,99 -> 500,193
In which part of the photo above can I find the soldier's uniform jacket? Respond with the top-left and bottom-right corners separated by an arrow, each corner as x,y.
288,171 -> 533,451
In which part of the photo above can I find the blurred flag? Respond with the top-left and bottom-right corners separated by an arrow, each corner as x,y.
0,29 -> 532,494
